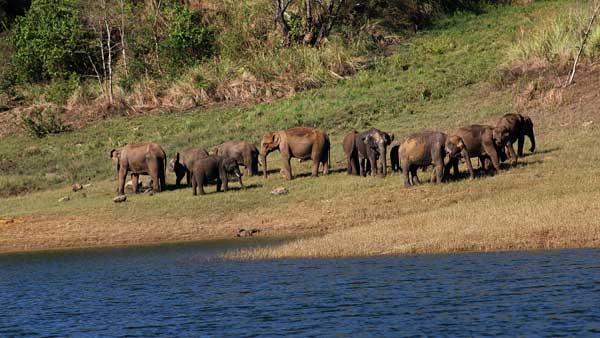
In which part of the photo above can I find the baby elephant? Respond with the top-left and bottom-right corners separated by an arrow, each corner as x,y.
191,155 -> 244,195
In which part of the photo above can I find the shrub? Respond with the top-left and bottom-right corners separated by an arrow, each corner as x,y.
11,0 -> 95,82
21,107 -> 71,138
160,5 -> 215,70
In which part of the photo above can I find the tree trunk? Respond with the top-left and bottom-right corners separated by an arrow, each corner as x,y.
303,0 -> 314,45
273,0 -> 293,46
120,0 -> 128,77
105,19 -> 114,104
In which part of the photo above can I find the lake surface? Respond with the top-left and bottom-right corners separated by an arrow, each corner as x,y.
1,241 -> 599,337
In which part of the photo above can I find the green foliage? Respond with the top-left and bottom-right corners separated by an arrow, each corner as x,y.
160,5 -> 215,69
21,107 -> 71,138
11,0 -> 94,82
508,1 -> 600,65
45,73 -> 79,104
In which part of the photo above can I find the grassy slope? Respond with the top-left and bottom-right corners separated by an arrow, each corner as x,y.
2,1 -> 599,256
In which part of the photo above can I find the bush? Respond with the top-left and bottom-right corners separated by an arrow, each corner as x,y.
11,0 -> 95,82
160,5 -> 215,69
21,107 -> 71,138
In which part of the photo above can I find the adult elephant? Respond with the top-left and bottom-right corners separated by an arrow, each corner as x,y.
445,124 -> 503,178
343,128 -> 394,177
110,142 -> 167,195
494,113 -> 536,165
398,131 -> 447,188
260,127 -> 330,180
169,147 -> 209,187
212,140 -> 259,177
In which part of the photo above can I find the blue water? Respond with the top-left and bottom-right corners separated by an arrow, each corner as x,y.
1,241 -> 599,337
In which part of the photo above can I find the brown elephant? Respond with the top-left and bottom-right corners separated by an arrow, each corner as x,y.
110,142 -> 166,195
398,131 -> 447,188
169,147 -> 209,188
343,128 -> 394,177
446,124 -> 503,178
212,141 -> 259,177
494,113 -> 536,165
191,155 -> 243,195
443,135 -> 475,179
260,127 -> 330,180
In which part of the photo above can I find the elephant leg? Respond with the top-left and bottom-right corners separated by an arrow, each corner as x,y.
216,178 -> 222,193
117,168 -> 127,195
434,162 -> 444,184
358,154 -> 366,177
199,176 -> 206,195
175,173 -> 183,188
346,156 -> 353,175
430,167 -> 437,183
186,170 -> 192,187
368,153 -> 378,177
149,172 -> 159,192
402,164 -> 411,188
131,174 -> 139,193
283,156 -> 293,180
311,155 -> 319,177
222,175 -> 229,192
506,143 -> 517,166
444,160 -> 454,179
192,173 -> 199,196
159,172 -> 165,193
517,135 -> 525,157
410,167 -> 421,185
484,145 -> 501,173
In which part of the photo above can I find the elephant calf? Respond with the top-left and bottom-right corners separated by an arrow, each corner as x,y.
169,147 -> 209,187
212,141 -> 259,177
191,155 -> 243,196
110,142 -> 166,195
398,131 -> 448,188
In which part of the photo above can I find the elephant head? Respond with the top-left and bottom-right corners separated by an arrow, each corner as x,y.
259,131 -> 281,178
223,157 -> 243,178
493,124 -> 511,147
445,135 -> 467,160
361,128 -> 393,176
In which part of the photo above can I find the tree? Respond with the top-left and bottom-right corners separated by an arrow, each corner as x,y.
12,0 -> 95,81
272,0 -> 346,47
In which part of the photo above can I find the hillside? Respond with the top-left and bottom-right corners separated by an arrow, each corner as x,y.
1,0 -> 600,256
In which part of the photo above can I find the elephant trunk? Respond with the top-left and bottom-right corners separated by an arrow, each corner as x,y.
261,152 -> 268,178
528,130 -> 536,153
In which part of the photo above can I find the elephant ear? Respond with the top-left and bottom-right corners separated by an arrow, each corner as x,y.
110,148 -> 120,159
384,133 -> 394,145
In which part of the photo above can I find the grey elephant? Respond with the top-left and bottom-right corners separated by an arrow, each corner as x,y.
398,131 -> 447,188
191,155 -> 244,195
343,128 -> 394,177
110,142 -> 167,194
169,147 -> 209,187
212,140 -> 259,177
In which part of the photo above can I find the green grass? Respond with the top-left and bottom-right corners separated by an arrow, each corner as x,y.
0,1 -> 565,196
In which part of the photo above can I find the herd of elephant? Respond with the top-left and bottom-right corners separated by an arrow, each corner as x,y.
109,113 -> 535,195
